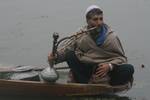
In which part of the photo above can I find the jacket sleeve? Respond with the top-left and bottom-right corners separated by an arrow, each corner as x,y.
108,33 -> 127,65
54,27 -> 87,64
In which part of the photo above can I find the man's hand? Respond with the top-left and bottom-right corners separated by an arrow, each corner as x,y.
94,63 -> 110,78
48,52 -> 55,63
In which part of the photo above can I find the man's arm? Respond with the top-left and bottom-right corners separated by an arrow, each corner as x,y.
54,39 -> 77,64
94,33 -> 127,78
53,28 -> 86,64
109,35 -> 127,65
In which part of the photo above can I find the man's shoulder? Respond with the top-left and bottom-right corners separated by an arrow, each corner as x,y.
103,24 -> 113,34
104,24 -> 118,38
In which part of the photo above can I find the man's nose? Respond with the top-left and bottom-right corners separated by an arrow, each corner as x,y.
96,20 -> 101,26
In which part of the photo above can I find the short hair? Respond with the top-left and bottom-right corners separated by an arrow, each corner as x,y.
86,8 -> 103,20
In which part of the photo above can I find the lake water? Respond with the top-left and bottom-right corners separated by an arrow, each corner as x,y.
0,0 -> 150,100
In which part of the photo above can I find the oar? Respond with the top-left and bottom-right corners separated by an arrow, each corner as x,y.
0,65 -> 47,73
0,66 -> 69,73
0,67 -> 15,73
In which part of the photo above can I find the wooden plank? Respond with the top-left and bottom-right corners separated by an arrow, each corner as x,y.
0,79 -> 129,96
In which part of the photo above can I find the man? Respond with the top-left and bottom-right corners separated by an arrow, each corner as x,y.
48,5 -> 134,85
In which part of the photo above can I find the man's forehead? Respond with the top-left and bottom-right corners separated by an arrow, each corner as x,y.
92,14 -> 103,18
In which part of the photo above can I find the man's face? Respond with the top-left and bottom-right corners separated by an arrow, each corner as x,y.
87,14 -> 103,28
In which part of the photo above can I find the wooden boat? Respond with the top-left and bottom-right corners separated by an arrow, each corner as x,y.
0,66 -> 131,96
0,31 -> 131,96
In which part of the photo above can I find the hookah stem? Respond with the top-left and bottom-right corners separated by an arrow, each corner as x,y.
56,27 -> 97,51
50,32 -> 59,68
